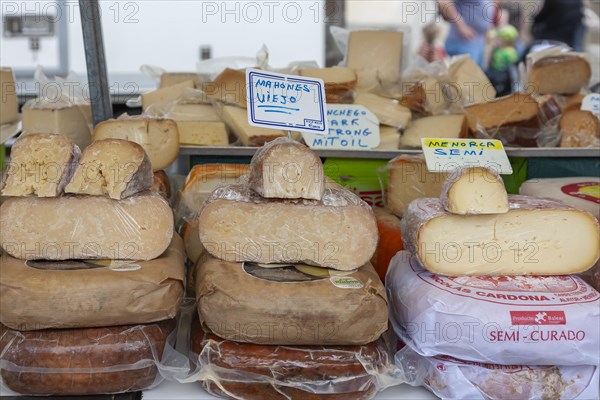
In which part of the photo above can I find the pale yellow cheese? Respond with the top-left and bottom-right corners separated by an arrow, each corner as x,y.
160,72 -> 199,88
221,105 -> 287,146
170,104 -> 220,121
169,104 -> 228,146
353,91 -> 411,129
441,167 -> 509,215
448,56 -> 496,105
0,67 -> 18,125
22,103 -> 92,149
375,126 -> 400,149
299,67 -> 357,85
399,115 -> 467,148
141,79 -> 195,112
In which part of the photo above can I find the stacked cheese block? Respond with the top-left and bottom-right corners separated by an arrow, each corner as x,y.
189,138 -> 393,399
386,166 -> 600,399
0,133 -> 185,396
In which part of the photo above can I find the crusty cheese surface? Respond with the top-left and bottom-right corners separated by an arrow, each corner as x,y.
400,78 -> 448,115
440,167 -> 509,215
1,133 -> 78,197
22,103 -> 92,149
65,138 -> 152,199
559,110 -> 600,148
399,114 -> 466,148
92,117 -> 179,171
353,92 -> 411,129
141,79 -> 195,111
0,192 -> 174,260
0,67 -> 18,125
221,105 -> 287,146
529,55 -> 591,95
248,137 -> 324,200
464,92 -> 540,133
401,196 -> 600,276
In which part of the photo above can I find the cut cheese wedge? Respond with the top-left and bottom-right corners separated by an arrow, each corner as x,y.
203,68 -> 247,108
299,66 -> 356,87
65,139 -> 152,199
0,192 -> 174,260
440,167 -> 509,215
248,137 -> 324,200
376,126 -> 400,149
401,196 -> 600,276
448,55 -> 496,105
169,104 -> 228,146
160,72 -> 199,88
92,116 -> 179,171
399,78 -> 448,115
222,105 -> 287,146
0,67 -> 18,125
141,79 -> 195,111
198,184 -> 377,270
529,54 -> 591,95
1,133 -> 79,197
399,114 -> 467,148
353,92 -> 411,129
464,92 -> 540,134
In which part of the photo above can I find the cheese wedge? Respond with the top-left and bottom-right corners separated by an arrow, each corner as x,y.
464,92 -> 540,134
0,192 -> 173,260
22,102 -> 92,149
376,126 -> 400,149
440,167 -> 509,215
92,116 -> 179,171
198,184 -> 378,270
400,78 -> 448,115
402,196 -> 600,275
353,92 -> 411,129
169,104 -> 228,146
141,79 -> 195,111
0,67 -> 18,125
65,139 -> 152,199
299,66 -> 356,87
222,105 -> 287,146
203,68 -> 247,108
160,72 -> 199,88
399,114 -> 467,148
529,54 -> 591,95
559,110 -> 600,148
448,56 -> 496,105
1,133 -> 79,197
248,137 -> 324,200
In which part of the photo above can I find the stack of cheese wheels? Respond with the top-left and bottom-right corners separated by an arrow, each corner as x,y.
0,133 -> 185,396
386,166 -> 600,400
192,137 -> 392,398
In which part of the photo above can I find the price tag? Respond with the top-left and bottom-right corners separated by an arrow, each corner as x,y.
302,105 -> 380,150
581,93 -> 600,119
421,138 -> 513,174
246,68 -> 327,134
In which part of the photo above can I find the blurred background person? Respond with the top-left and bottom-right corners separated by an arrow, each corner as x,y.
418,22 -> 448,62
531,0 -> 586,51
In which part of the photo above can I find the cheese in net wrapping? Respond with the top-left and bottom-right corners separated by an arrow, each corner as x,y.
187,317 -> 394,400
0,319 -> 176,396
199,184 -> 377,270
0,192 -> 173,260
401,196 -> 600,275
0,235 -> 184,330
394,345 -> 598,400
195,257 -> 388,345
386,251 -> 600,366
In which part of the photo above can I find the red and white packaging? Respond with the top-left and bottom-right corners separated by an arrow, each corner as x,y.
386,251 -> 600,366
395,344 -> 599,400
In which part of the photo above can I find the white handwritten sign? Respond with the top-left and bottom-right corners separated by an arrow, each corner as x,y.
421,138 -> 513,174
302,105 -> 380,150
246,69 -> 327,134
581,93 -> 600,119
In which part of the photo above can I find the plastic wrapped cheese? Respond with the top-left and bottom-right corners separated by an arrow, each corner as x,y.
198,184 -> 377,270
187,317 -> 394,399
386,251 -> 600,366
0,319 -> 176,396
526,49 -> 591,95
440,167 -> 508,215
0,192 -> 173,260
401,196 -> 600,275
371,207 -> 403,282
0,235 -> 184,330
195,257 -> 388,345
395,345 -> 599,400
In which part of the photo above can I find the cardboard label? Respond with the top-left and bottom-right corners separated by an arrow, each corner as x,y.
246,68 -> 327,134
302,105 -> 380,150
581,93 -> 600,118
421,138 -> 513,175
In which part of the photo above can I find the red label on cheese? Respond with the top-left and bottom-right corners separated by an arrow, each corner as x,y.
510,311 -> 566,325
561,182 -> 600,204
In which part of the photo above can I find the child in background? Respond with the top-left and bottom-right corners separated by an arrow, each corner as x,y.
487,24 -> 519,96
418,23 -> 447,62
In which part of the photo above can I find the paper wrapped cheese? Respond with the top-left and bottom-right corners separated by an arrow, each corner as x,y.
198,184 -> 377,270
519,177 -> 600,219
65,138 -> 153,199
248,137 -> 325,200
0,235 -> 184,330
187,317 -> 394,399
0,192 -> 173,260
1,133 -> 79,197
394,345 -> 599,400
401,196 -> 600,275
195,257 -> 388,345
0,320 -> 176,396
386,251 -> 600,366
440,167 -> 509,215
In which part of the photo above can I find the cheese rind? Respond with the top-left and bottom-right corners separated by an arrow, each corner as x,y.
221,105 -> 287,146
559,110 -> 600,148
0,192 -> 174,260
529,54 -> 591,95
353,92 -> 411,129
399,114 -> 467,148
440,167 -> 509,215
1,133 -> 79,197
464,92 -> 540,134
92,117 -> 179,171
22,102 -> 92,149
198,184 -> 378,270
248,137 -> 324,200
401,196 -> 600,275
65,139 -> 152,199
0,67 -> 18,125
399,78 -> 448,115
152,170 -> 171,199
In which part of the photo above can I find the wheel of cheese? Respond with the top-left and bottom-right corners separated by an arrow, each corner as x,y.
190,318 -> 389,399
0,192 -> 174,260
195,257 -> 388,345
0,235 -> 184,331
0,319 -> 175,396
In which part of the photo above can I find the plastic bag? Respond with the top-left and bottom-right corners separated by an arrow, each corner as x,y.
23,67 -> 89,109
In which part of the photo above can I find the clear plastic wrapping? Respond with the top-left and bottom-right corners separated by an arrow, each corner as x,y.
386,251 -> 600,366
395,344 -> 599,400
0,319 -> 176,396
